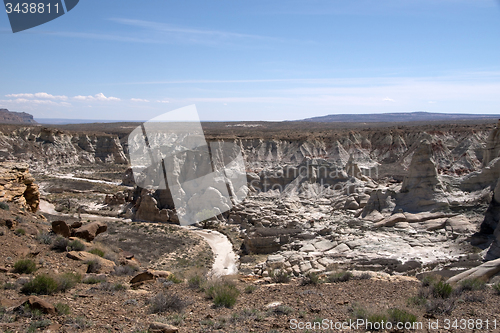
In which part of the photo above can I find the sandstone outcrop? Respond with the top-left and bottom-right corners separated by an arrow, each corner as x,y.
0,162 -> 39,212
74,222 -> 107,241
134,189 -> 173,223
396,140 -> 447,212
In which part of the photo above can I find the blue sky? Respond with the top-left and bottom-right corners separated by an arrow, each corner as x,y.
1,0 -> 500,121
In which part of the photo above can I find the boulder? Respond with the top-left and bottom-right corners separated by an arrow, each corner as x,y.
313,240 -> 337,252
19,296 -> 56,315
135,192 -> 170,223
361,187 -> 396,217
244,235 -> 283,254
70,221 -> 83,229
445,215 -> 475,234
418,218 -> 448,231
344,197 -> 360,210
149,322 -> 178,333
52,220 -> 71,238
404,212 -> 456,223
130,270 -> 173,284
372,213 -> 406,228
74,222 -> 107,241
266,254 -> 286,269
130,271 -> 155,284
461,158 -> 500,191
447,257 -> 500,284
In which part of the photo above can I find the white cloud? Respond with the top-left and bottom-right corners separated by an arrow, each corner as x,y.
156,99 -> 170,103
383,97 -> 395,102
34,92 -> 68,100
130,98 -> 150,102
73,93 -> 121,101
0,98 -> 71,106
6,92 -> 68,100
6,93 -> 34,98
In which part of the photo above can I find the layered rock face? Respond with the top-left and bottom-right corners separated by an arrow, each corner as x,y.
483,119 -> 500,167
0,127 -> 127,169
481,178 -> 500,260
0,162 -> 39,211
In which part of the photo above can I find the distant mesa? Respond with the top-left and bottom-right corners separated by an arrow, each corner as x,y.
303,111 -> 500,123
0,109 -> 37,124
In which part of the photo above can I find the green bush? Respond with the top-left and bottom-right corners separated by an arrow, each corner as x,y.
54,302 -> 70,315
432,281 -> 453,299
51,236 -> 68,252
205,279 -> 240,308
421,274 -> 439,287
27,319 -> 52,333
387,308 -> 417,324
408,295 -> 428,306
2,282 -> 16,290
99,282 -> 127,292
367,313 -> 388,329
328,271 -> 353,283
301,272 -> 321,286
459,278 -> 485,292
56,272 -> 81,292
68,239 -> 85,251
83,276 -> 105,284
113,265 -> 138,276
88,248 -> 105,257
188,273 -> 206,290
269,269 -> 290,283
85,259 -> 101,273
21,274 -> 58,295
0,201 -> 10,210
14,228 -> 26,236
167,273 -> 183,284
493,283 -> 500,295
270,305 -> 294,316
37,233 -> 53,245
244,285 -> 257,294
148,292 -> 186,313
13,259 -> 37,274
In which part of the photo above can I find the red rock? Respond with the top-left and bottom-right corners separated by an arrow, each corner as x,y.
70,221 -> 83,228
130,271 -> 155,284
22,296 -> 56,315
52,220 -> 71,238
74,222 -> 107,241
149,322 -> 178,333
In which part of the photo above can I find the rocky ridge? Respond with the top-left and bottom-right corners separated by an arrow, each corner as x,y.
0,162 -> 39,212
0,109 -> 37,124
